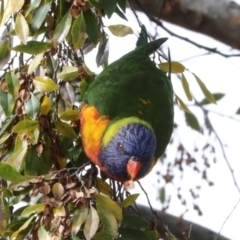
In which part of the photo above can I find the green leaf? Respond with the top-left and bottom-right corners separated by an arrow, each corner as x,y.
52,10 -> 72,47
0,133 -> 11,144
0,194 -> 9,236
59,82 -> 75,106
54,121 -> 78,139
115,6 -> 128,21
72,12 -> 87,50
33,76 -> 58,92
21,203 -> 45,218
96,36 -> 109,67
38,225 -> 51,240
24,93 -> 40,119
58,66 -> 79,81
122,215 -> 149,230
0,163 -> 26,183
97,204 -> 118,238
84,206 -> 99,240
31,2 -> 51,31
119,227 -> 149,240
12,41 -> 52,54
94,231 -> 113,240
24,145 -> 51,175
159,61 -> 185,73
184,112 -> 201,133
95,194 -> 122,221
0,40 -> 10,69
25,0 -> 41,16
28,53 -> 44,74
181,73 -> 192,101
193,73 -> 216,104
59,109 -> 79,121
108,24 -> 133,37
0,90 -> 15,116
117,0 -> 127,12
96,178 -> 111,196
15,13 -> 29,44
102,0 -> 117,18
175,94 -> 191,113
1,0 -> 24,26
72,208 -> 88,235
121,194 -> 139,207
11,215 -> 34,238
200,93 -> 225,105
159,187 -> 165,203
5,72 -> 20,98
12,120 -> 39,133
236,107 -> 240,115
83,8 -> 98,44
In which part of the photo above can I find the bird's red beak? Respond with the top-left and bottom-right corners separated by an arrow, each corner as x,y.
127,160 -> 142,180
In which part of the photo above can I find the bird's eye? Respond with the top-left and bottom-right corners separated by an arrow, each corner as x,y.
118,143 -> 124,153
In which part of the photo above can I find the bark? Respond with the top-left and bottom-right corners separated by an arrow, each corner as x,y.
131,0 -> 240,50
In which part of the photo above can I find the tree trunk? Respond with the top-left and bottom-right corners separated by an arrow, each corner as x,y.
131,0 -> 240,50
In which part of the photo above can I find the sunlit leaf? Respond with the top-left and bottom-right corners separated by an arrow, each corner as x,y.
38,225 -> 51,240
0,90 -> 15,116
12,120 -> 39,133
83,8 -> 98,44
21,203 -> 45,218
72,12 -> 87,50
95,194 -> 122,221
28,53 -> 44,74
84,206 -> 99,240
53,206 -> 66,217
175,94 -> 191,113
12,41 -> 52,54
15,13 -> 29,44
33,76 -> 58,92
5,71 -> 19,98
24,93 -> 40,120
5,146 -> 28,169
200,93 -> 225,105
193,73 -> 216,104
11,215 -> 34,238
180,73 -> 192,101
72,208 -> 88,235
52,10 -> 72,47
57,66 -> 79,81
0,133 -> 11,144
0,163 -> 26,183
59,109 -> 79,121
31,2 -> 51,31
25,0 -> 41,16
40,96 -> 52,115
54,121 -> 78,139
159,61 -> 185,73
102,0 -> 117,18
0,40 -> 10,69
121,193 -> 139,207
1,0 -> 24,26
184,112 -> 202,133
108,24 -> 133,37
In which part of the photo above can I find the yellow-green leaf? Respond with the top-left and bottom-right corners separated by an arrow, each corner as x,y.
84,206 -> 99,240
96,178 -> 111,196
175,94 -> 191,113
15,13 -> 29,44
0,133 -> 11,144
95,194 -> 122,221
5,146 -> 28,169
121,193 -> 139,207
6,72 -> 20,98
54,121 -> 78,139
33,76 -> 58,92
40,96 -> 52,115
159,61 -> 185,73
0,40 -> 10,69
12,120 -> 39,133
193,73 -> 216,104
0,163 -> 26,183
59,109 -> 79,121
53,206 -> 66,217
57,66 -> 79,81
0,90 -> 15,117
1,0 -> 24,26
11,215 -> 34,238
108,24 -> 133,37
21,203 -> 45,218
72,208 -> 89,235
181,73 -> 192,101
12,41 -> 52,54
52,182 -> 64,201
28,53 -> 44,74
37,225 -> 51,240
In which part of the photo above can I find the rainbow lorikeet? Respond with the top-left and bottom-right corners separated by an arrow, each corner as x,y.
79,38 -> 173,182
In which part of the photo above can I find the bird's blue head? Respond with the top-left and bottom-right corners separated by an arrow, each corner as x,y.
99,117 -> 156,181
